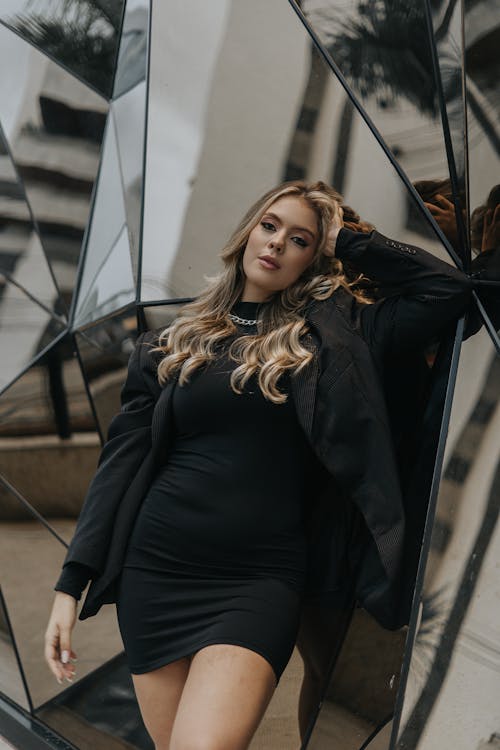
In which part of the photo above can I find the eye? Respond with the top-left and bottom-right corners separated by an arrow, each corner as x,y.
292,236 -> 308,247
261,221 -> 275,231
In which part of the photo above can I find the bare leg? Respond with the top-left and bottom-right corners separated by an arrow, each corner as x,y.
131,655 -> 192,749
170,643 -> 277,750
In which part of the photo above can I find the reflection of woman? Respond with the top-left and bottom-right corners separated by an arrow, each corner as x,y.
44,180 -> 474,749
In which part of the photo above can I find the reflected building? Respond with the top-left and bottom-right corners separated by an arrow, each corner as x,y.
0,1 -> 498,750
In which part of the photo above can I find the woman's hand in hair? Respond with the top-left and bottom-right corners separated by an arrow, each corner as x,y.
325,203 -> 344,257
44,592 -> 77,684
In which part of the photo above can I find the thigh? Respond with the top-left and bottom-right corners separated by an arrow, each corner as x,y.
170,644 -> 277,750
132,655 -> 192,749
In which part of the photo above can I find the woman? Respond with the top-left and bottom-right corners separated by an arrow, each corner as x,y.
44,180 -> 475,750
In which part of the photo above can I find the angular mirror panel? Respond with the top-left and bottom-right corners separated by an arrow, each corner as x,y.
0,123 -> 64,316
75,307 -> 138,437
425,0 -> 468,262
0,588 -> 31,711
299,0 -> 464,260
0,279 -> 65,394
0,335 -> 100,542
143,300 -> 192,330
113,0 -> 149,99
394,326 -> 500,749
142,0 -> 454,302
0,495 -> 124,709
0,23 -> 108,301
73,114 -> 135,329
464,1 -> 500,258
112,81 -> 147,280
0,0 -> 125,98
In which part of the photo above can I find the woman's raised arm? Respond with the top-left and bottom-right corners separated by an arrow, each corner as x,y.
334,226 -> 477,354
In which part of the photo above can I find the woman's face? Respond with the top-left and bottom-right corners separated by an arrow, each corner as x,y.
241,195 -> 319,302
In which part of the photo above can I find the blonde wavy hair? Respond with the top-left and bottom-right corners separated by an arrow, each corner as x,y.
153,180 -> 374,404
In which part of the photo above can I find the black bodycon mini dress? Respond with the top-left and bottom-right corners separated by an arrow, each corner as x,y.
115,300 -> 318,683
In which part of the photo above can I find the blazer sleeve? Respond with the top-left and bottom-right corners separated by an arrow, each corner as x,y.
60,330 -> 161,573
335,227 -> 477,354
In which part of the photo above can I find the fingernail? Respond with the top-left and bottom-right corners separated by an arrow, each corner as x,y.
61,650 -> 69,664
65,676 -> 73,683
57,676 -> 62,685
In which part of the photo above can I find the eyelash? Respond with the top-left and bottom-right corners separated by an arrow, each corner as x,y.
260,221 -> 308,247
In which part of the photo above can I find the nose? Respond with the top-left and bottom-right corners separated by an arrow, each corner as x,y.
269,233 -> 285,253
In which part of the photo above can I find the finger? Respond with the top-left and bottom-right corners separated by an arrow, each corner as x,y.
44,636 -> 64,684
58,629 -> 76,681
483,207 -> 493,228
424,202 -> 442,216
433,193 -> 453,208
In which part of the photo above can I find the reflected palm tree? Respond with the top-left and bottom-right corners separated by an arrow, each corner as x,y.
9,0 -> 122,95
302,0 -> 500,154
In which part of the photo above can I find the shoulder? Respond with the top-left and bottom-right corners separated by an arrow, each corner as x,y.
305,286 -> 363,328
127,328 -> 165,396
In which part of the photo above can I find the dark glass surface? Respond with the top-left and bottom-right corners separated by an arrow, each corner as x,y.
113,0 -> 149,99
393,325 -> 500,748
1,0 -> 125,98
464,0 -> 500,258
0,334 -> 99,541
0,123 -> 64,318
0,587 -> 31,711
73,114 -> 135,328
112,81 -> 147,281
0,22 -> 108,300
36,653 -> 153,750
142,0 -> 455,302
0,279 -> 65,394
75,308 -> 138,437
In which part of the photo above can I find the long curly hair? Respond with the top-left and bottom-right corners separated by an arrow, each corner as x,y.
153,180 -> 374,404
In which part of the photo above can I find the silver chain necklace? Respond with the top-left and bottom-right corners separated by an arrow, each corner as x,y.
228,313 -> 258,326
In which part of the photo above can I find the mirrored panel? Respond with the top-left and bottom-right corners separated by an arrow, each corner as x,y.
36,653 -> 154,750
0,279 -> 65,394
142,0 -> 454,302
112,81 -> 147,280
0,23 -> 108,300
0,587 -> 31,711
464,1 -> 500,258
305,607 -> 406,749
0,334 -> 99,540
299,0 -> 465,258
0,494 -> 124,709
394,325 -> 500,749
0,0 -> 125,98
424,0 -> 468,262
75,307 -> 138,437
113,0 -> 149,99
0,123 -> 64,317
74,114 -> 135,329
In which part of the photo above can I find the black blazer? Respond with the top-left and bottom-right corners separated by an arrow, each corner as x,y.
64,227 -> 477,627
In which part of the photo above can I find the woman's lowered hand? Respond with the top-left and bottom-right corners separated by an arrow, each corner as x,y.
325,203 -> 344,257
44,592 -> 78,684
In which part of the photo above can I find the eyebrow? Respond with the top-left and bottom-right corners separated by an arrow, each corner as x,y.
263,211 -> 317,240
